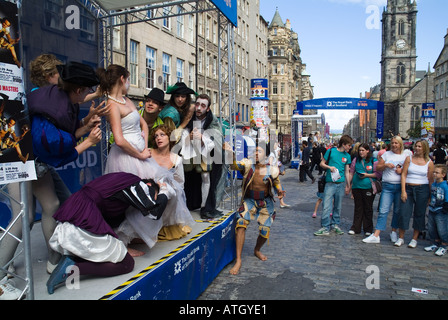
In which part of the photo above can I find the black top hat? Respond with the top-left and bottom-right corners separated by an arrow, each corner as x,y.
56,61 -> 100,87
144,88 -> 165,105
166,82 -> 196,96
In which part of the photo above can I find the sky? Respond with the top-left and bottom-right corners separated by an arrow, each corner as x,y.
259,0 -> 448,131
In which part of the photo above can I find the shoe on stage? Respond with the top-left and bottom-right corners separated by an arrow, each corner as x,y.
46,255 -> 76,295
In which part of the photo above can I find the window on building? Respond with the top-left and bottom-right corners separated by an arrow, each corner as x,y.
176,6 -> 184,38
80,7 -> 96,41
206,15 -> 211,40
44,0 -> 64,30
198,12 -> 203,36
213,20 -> 218,44
272,82 -> 278,95
162,53 -> 171,91
176,59 -> 184,83
396,63 -> 405,84
146,47 -> 156,89
213,56 -> 217,79
198,49 -> 203,74
398,20 -> 405,36
188,63 -> 195,89
130,40 -> 138,85
281,102 -> 285,115
163,7 -> 170,29
410,105 -> 420,130
206,52 -> 211,77
188,14 -> 194,43
273,102 -> 278,115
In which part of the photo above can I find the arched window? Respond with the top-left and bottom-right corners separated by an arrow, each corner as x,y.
411,105 -> 420,130
396,63 -> 405,84
398,20 -> 405,36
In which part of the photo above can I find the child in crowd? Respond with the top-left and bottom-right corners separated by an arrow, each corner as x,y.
312,192 -> 323,218
313,174 -> 326,218
425,164 -> 448,256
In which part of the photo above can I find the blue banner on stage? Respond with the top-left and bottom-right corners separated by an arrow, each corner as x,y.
105,212 -> 236,300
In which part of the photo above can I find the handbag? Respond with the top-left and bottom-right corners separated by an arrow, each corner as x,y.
318,174 -> 326,193
371,180 -> 382,194
318,148 -> 333,193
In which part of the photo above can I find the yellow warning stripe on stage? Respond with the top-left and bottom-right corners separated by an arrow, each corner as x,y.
99,211 -> 234,300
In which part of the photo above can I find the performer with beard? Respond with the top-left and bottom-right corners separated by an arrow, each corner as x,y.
180,94 -> 224,219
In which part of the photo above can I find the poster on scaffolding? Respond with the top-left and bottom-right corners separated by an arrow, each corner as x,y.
0,0 -> 36,184
421,103 -> 435,148
250,99 -> 270,141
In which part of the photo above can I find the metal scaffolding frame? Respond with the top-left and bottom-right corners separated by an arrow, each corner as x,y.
0,0 -> 237,300
0,0 -> 34,300
78,0 -> 238,210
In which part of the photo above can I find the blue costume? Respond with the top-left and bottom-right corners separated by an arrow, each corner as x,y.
27,85 -> 81,167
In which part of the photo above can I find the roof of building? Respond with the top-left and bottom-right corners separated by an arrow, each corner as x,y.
269,8 -> 285,28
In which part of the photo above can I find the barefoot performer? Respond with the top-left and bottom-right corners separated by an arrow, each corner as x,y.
226,139 -> 284,275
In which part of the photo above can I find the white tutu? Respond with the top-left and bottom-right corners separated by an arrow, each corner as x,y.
105,110 -> 194,248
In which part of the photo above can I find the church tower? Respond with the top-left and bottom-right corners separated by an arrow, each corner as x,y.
380,0 -> 417,135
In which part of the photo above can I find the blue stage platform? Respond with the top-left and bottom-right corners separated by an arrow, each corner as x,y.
12,210 -> 236,300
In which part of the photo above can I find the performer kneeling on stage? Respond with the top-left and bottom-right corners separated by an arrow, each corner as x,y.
46,172 -> 171,294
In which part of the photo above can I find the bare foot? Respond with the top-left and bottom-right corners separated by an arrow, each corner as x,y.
229,259 -> 242,275
128,247 -> 145,257
254,250 -> 267,261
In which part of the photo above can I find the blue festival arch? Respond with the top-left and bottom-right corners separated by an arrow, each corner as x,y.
296,97 -> 384,139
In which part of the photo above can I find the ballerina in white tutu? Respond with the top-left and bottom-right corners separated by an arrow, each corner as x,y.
97,65 -> 194,255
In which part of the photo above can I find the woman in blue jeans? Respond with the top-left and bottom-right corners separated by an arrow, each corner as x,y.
363,136 -> 407,244
394,140 -> 433,248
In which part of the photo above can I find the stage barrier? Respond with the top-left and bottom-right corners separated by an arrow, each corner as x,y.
100,211 -> 236,300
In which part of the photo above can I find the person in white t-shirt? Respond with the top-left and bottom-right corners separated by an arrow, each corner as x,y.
363,136 -> 407,244
395,140 -> 433,248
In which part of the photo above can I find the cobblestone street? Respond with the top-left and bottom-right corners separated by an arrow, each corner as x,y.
198,168 -> 448,300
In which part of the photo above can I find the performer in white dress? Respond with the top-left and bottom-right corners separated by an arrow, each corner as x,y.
97,65 -> 194,252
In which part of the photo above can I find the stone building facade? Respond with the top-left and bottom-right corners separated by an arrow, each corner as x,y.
267,9 -> 315,136
111,0 -> 268,125
434,29 -> 448,142
380,0 -> 418,136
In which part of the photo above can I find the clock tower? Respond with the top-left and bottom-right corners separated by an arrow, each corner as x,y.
380,0 -> 417,135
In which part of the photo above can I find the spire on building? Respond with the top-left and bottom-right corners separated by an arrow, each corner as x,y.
269,7 -> 285,28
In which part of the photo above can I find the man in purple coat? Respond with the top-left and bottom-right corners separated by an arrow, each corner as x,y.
47,172 -> 168,294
